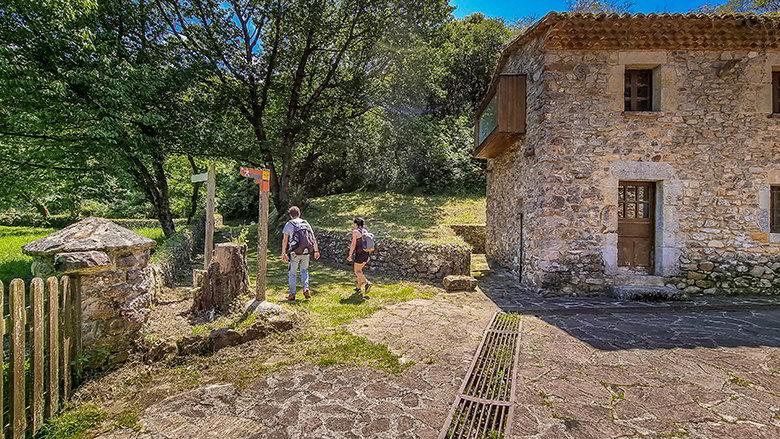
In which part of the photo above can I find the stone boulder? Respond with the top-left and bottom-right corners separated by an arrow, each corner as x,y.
193,243 -> 249,313
443,275 -> 478,292
54,251 -> 112,274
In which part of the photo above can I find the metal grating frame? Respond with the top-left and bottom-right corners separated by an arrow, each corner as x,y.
439,313 -> 522,439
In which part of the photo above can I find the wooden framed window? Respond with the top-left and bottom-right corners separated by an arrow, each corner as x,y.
773,71 -> 780,114
474,74 -> 527,158
624,69 -> 654,112
772,186 -> 780,233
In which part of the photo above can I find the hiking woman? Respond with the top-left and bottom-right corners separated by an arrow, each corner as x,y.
347,217 -> 372,296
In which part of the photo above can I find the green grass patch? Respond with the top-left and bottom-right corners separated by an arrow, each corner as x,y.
132,227 -> 167,246
302,330 -> 409,373
0,225 -> 53,282
304,191 -> 485,244
36,404 -> 107,439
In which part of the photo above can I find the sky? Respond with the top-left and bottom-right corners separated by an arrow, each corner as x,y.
450,0 -> 712,21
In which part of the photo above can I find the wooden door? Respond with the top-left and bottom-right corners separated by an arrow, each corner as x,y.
618,181 -> 655,271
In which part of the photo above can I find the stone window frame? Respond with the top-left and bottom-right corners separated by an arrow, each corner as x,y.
610,51 -> 674,114
761,170 -> 780,244
763,54 -> 780,115
601,161 -> 682,277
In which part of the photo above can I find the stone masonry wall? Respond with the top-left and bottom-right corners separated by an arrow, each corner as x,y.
486,36 -> 549,279
316,230 -> 471,283
489,46 -> 780,295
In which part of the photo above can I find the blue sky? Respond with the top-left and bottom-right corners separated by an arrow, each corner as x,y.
450,0 -> 711,21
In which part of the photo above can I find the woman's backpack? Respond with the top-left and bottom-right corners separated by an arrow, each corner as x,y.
360,228 -> 375,253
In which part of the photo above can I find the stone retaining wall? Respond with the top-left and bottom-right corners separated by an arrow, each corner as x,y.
449,225 -> 486,254
316,230 -> 471,282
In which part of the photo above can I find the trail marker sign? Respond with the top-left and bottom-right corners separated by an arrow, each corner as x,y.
239,166 -> 272,300
191,172 -> 208,183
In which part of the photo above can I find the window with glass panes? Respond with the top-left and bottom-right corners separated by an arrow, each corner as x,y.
624,69 -> 654,112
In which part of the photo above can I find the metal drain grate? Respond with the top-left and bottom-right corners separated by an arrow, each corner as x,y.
439,313 -> 521,439
442,398 -> 511,439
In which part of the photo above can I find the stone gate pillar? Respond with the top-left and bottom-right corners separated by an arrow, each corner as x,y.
23,217 -> 158,365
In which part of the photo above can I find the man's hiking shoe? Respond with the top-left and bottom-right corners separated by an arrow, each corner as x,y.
303,289 -> 311,299
285,294 -> 296,302
365,282 -> 373,294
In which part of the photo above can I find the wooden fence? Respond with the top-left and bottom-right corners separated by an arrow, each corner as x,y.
0,276 -> 81,439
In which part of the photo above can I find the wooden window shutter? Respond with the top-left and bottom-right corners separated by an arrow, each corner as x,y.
497,75 -> 526,133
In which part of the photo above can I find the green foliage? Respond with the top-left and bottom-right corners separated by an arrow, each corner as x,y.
35,404 -> 107,439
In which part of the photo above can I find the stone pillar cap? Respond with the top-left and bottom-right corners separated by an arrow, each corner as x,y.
23,217 -> 156,257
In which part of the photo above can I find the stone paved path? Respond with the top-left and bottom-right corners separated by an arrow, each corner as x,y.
475,269 -> 780,439
102,292 -> 497,439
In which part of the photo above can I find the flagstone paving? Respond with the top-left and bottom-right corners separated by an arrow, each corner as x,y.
100,292 -> 497,439
102,267 -> 780,439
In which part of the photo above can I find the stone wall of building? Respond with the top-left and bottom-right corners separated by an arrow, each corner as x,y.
316,230 -> 471,283
485,36 -> 549,279
488,46 -> 780,295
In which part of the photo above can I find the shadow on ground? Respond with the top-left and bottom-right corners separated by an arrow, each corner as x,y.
475,262 -> 780,351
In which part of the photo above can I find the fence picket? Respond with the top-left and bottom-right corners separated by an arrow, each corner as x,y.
60,277 -> 72,401
1,276 -> 81,438
0,280 -> 5,439
9,279 -> 26,439
46,277 -> 59,418
31,278 -> 45,432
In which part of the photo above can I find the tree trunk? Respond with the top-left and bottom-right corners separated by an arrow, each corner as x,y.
187,155 -> 202,225
152,156 -> 177,237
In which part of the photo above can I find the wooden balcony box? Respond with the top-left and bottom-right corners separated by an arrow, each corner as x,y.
473,74 -> 526,159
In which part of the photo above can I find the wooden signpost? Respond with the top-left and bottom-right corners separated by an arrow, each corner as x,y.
240,166 -> 271,301
193,164 -> 217,269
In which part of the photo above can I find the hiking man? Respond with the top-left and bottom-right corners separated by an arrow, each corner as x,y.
281,206 -> 320,301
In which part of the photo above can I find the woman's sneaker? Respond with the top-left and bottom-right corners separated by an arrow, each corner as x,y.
364,282 -> 373,294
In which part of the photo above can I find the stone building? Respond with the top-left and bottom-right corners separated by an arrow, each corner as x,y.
475,13 -> 780,296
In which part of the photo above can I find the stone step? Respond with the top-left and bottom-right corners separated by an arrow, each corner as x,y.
611,274 -> 667,287
609,285 -> 685,301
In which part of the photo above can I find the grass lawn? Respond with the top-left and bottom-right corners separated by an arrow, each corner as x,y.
0,225 -> 168,283
305,191 -> 485,244
40,236 -> 437,438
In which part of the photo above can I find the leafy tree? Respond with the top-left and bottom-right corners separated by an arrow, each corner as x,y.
155,0 -> 451,215
701,0 -> 780,12
567,0 -> 634,13
0,0 -> 209,235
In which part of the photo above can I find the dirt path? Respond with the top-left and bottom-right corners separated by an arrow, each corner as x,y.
100,292 -> 496,439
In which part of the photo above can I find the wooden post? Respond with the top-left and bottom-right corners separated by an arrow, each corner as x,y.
46,277 -> 59,418
10,279 -> 26,439
0,280 -> 4,439
31,278 -> 44,432
204,163 -> 216,268
256,188 -> 269,301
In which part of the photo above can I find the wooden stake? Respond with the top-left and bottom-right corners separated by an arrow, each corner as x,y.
256,187 -> 269,301
204,163 -> 216,268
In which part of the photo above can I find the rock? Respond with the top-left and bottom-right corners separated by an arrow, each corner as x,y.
54,251 -> 111,274
268,314 -> 294,332
241,320 -> 270,343
442,275 -> 478,292
177,335 -> 210,356
244,299 -> 283,317
144,339 -> 178,363
193,243 -> 249,313
210,328 -> 243,351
